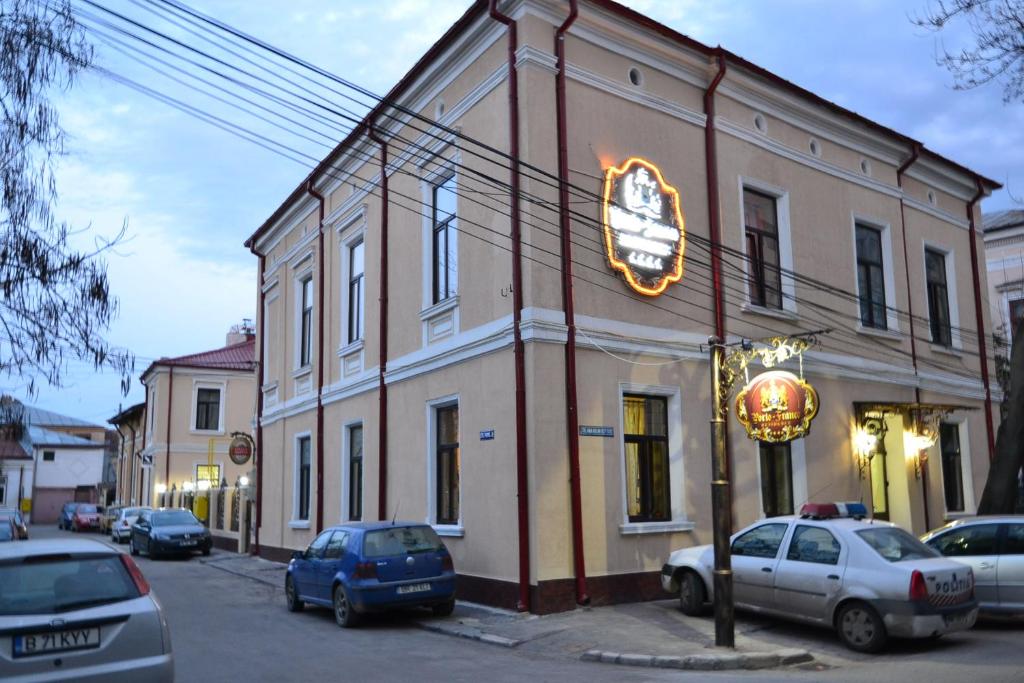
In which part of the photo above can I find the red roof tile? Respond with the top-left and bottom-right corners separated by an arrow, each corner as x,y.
144,338 -> 255,377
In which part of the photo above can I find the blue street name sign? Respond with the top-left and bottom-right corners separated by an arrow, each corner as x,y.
479,430 -> 495,441
579,426 -> 614,437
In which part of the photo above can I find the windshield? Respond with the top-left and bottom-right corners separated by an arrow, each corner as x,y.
152,510 -> 200,526
857,527 -> 940,562
124,507 -> 144,517
0,556 -> 140,615
77,504 -> 98,514
363,526 -> 443,558
0,524 -> 13,541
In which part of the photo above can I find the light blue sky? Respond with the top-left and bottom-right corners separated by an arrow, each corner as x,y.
17,0 -> 1022,425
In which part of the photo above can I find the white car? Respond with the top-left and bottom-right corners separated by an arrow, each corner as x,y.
0,538 -> 173,681
661,503 -> 978,652
111,506 -> 151,544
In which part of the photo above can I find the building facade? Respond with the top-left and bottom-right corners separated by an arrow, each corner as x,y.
110,402 -> 146,506
139,328 -> 257,516
247,0 -> 999,612
984,210 -> 1024,344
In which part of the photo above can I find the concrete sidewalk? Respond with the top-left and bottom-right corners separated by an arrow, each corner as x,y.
200,551 -> 815,672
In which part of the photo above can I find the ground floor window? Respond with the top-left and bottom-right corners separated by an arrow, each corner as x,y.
296,435 -> 311,521
435,404 -> 459,525
195,464 -> 221,489
623,394 -> 670,522
759,441 -> 793,517
939,422 -> 965,512
347,424 -> 363,521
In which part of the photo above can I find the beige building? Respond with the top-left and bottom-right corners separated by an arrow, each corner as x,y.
110,402 -> 146,507
138,327 -> 257,532
246,0 -> 1000,613
983,210 -> 1024,344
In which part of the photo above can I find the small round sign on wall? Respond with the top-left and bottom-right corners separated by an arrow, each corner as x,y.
228,434 -> 254,465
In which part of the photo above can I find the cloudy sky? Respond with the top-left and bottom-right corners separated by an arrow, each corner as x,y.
16,0 -> 1022,424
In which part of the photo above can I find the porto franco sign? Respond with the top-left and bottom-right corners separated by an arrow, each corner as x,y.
601,157 -> 686,296
735,370 -> 819,443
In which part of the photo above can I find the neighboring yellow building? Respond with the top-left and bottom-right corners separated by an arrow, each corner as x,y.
138,326 -> 257,546
246,0 -> 1000,613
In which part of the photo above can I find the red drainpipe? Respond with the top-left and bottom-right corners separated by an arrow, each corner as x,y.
703,51 -> 728,340
489,0 -> 531,614
554,0 -> 588,607
164,367 -> 173,489
967,177 -> 996,461
306,180 -> 327,534
140,388 -> 148,502
897,143 -> 922,380
368,125 -> 390,520
254,252 -> 266,552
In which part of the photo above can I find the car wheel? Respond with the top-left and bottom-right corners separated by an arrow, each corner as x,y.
130,536 -> 139,556
333,585 -> 359,628
431,599 -> 455,617
285,575 -> 304,612
678,571 -> 708,616
836,601 -> 888,653
202,546 -> 211,556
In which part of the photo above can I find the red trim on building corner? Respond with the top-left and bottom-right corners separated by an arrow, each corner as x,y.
255,253 -> 266,553
164,367 -> 173,490
967,178 -> 996,461
306,180 -> 327,534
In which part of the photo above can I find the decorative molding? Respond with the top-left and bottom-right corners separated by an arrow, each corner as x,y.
566,63 -> 706,129
903,196 -> 970,231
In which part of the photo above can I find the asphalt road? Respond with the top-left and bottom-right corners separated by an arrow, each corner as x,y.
26,525 -> 1024,682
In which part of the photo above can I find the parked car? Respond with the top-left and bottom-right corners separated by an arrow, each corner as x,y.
0,519 -> 16,543
101,506 -> 121,534
0,507 -> 28,539
70,503 -> 102,532
661,502 -> 978,653
285,521 -> 457,628
0,538 -> 173,681
57,502 -> 79,530
921,515 -> 1024,614
111,506 -> 151,544
129,508 -> 211,559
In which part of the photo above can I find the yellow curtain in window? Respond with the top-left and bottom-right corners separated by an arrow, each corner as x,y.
624,397 -> 645,435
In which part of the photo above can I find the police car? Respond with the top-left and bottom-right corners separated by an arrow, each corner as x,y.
661,503 -> 978,652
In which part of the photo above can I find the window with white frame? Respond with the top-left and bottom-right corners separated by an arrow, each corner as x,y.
347,423 -> 363,521
295,435 -> 312,522
759,442 -> 793,517
939,423 -> 964,512
299,276 -> 314,367
623,395 -> 670,522
347,240 -> 365,344
431,175 -> 457,304
925,248 -> 952,347
1009,298 -> 1024,340
194,387 -> 221,431
434,403 -> 459,526
195,464 -> 221,489
855,224 -> 887,329
743,187 -> 783,309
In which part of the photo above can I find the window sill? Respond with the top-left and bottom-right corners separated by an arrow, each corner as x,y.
261,381 -> 279,393
189,428 -> 225,436
741,303 -> 798,322
337,339 -> 364,358
288,520 -> 311,530
619,520 -> 695,535
432,523 -> 464,538
943,511 -> 974,521
419,295 -> 459,321
291,366 -> 313,380
930,343 -> 963,358
855,324 -> 901,341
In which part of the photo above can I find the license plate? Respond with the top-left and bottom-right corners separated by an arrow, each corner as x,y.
13,627 -> 100,658
181,540 -> 197,547
397,583 -> 431,594
943,610 -> 971,628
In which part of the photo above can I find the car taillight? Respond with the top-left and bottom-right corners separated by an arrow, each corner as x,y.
909,569 -> 928,601
120,554 -> 151,596
354,562 -> 377,579
441,554 -> 454,572
122,520 -> 129,527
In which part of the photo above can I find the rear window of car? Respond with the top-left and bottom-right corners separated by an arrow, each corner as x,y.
0,524 -> 13,541
363,526 -> 444,558
77,505 -> 98,514
152,510 -> 199,526
0,556 -> 140,615
856,527 -> 939,562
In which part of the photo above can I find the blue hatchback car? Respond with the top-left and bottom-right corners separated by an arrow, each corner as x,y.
285,521 -> 457,627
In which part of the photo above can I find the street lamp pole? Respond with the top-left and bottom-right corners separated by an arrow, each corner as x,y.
708,336 -> 734,647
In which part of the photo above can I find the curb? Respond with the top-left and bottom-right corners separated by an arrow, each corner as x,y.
201,559 -> 284,588
581,647 -> 813,671
414,621 -> 522,648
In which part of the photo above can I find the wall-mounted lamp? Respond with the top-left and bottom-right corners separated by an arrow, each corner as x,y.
239,475 -> 250,487
903,425 -> 938,480
854,415 -> 886,480
197,480 -> 211,492
182,481 -> 196,493
154,483 -> 168,495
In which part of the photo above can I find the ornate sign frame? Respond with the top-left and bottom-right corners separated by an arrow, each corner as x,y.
735,369 -> 819,443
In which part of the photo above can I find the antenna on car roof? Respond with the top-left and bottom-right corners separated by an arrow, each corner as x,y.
391,502 -> 399,526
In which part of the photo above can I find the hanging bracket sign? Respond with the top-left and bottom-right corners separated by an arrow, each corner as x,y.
601,158 -> 686,296
735,370 -> 819,443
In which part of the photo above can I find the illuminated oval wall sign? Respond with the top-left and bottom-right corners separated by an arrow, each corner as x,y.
735,370 -> 819,443
602,158 -> 686,296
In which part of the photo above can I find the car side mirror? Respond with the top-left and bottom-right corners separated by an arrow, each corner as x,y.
292,550 -> 304,561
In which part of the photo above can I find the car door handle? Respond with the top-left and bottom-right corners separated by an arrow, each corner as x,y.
979,562 -> 995,569
827,574 -> 840,580
761,567 -> 772,573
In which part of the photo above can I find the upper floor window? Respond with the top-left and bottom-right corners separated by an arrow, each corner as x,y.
925,248 -> 952,347
348,240 -> 365,344
855,224 -> 887,329
743,188 -> 782,309
42,450 -> 55,462
1009,298 -> 1024,340
432,175 -> 457,304
300,276 -> 314,366
623,394 -> 670,523
195,388 -> 221,431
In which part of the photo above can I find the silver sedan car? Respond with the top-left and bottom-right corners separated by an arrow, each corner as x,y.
0,538 -> 173,681
661,503 -> 978,652
921,515 -> 1024,614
